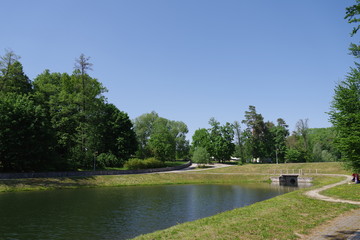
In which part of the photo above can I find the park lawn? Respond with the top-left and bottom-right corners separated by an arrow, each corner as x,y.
0,172 -> 272,192
133,176 -> 358,240
321,183 -> 360,201
206,162 -> 351,175
0,162 -> 351,193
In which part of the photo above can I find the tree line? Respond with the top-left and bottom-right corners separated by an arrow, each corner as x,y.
0,51 -> 139,172
3,1 -> 360,173
190,106 -> 339,165
191,0 -> 360,173
0,49 -> 345,173
0,50 -> 193,172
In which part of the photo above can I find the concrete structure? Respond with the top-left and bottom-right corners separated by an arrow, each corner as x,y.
270,174 -> 313,187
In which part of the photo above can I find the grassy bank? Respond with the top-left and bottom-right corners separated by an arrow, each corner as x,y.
134,177 -> 358,240
0,162 -> 351,192
207,162 -> 351,175
0,172 -> 272,192
130,162 -> 358,240
322,183 -> 360,201
0,162 -> 357,240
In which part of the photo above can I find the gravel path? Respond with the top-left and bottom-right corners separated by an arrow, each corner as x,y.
166,163 -> 233,173
303,175 -> 360,240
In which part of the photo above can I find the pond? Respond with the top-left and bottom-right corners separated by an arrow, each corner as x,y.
0,183 -> 298,240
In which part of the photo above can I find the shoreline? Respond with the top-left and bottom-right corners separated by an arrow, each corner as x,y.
1,162 -> 359,239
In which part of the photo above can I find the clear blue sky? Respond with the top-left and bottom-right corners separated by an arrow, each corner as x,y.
1,0 -> 356,139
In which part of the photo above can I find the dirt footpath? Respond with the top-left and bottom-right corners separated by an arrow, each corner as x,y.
301,208 -> 360,240
303,175 -> 360,240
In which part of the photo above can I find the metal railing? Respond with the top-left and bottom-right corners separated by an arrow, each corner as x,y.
269,169 -> 319,175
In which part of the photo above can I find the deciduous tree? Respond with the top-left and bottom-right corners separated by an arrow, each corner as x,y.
90,103 -> 137,165
0,93 -> 56,171
329,67 -> 360,171
208,118 -> 235,163
192,147 -> 210,166
133,111 -> 159,158
133,112 -> 189,160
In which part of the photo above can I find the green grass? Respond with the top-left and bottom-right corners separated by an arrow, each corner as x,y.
103,167 -> 127,170
0,162 -> 357,240
321,183 -> 360,201
164,161 -> 188,167
0,173 -> 273,192
207,162 -> 351,175
133,177 -> 358,240
0,162 -> 351,193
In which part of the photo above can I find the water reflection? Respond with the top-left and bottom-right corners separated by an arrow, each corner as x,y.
271,182 -> 313,189
0,183 -> 298,240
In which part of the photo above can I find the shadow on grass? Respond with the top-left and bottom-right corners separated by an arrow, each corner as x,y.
212,161 -> 239,166
0,176 -> 98,190
197,165 -> 215,169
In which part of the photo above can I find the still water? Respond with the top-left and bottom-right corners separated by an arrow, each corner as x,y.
0,184 -> 296,240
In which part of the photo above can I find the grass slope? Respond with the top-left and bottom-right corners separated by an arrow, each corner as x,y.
0,173 -> 271,192
0,162 -> 351,193
0,162 -> 357,240
322,183 -> 360,201
134,177 -> 358,240
207,162 -> 351,175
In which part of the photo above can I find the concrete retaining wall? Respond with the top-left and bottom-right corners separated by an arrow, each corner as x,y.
270,175 -> 313,187
270,176 -> 313,183
0,161 -> 192,180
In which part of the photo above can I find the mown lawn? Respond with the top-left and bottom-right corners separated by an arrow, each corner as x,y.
0,162 -> 351,192
0,172 -> 272,192
321,183 -> 360,201
133,176 -> 358,240
207,162 -> 351,175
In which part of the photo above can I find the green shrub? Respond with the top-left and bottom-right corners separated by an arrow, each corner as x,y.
124,158 -> 145,170
143,157 -> 166,168
96,153 -> 121,169
285,148 -> 304,163
192,147 -> 210,167
124,158 -> 166,170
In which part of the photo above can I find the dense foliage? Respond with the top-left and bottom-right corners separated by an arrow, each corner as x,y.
133,112 -> 189,161
0,51 -> 138,172
0,93 -> 56,171
239,106 -> 289,163
124,158 -> 165,170
190,106 -> 339,164
0,47 -> 344,172
191,118 -> 235,163
329,68 -> 360,172
326,0 -> 360,172
191,147 -> 210,166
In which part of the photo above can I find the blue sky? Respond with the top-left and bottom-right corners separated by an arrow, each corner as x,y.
1,0 -> 356,139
